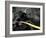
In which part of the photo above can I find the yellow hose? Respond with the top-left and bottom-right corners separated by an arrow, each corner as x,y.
20,21 -> 40,29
